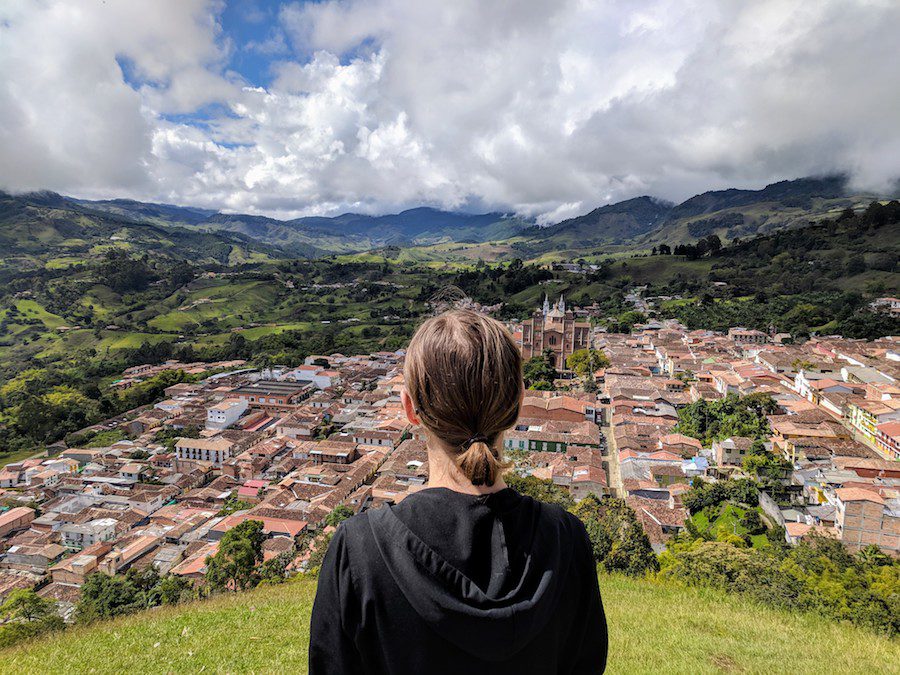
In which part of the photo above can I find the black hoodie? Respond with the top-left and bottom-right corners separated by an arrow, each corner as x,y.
309,487 -> 607,674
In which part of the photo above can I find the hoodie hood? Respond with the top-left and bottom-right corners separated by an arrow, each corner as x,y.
368,488 -> 575,662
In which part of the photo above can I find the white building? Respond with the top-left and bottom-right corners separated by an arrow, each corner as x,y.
206,398 -> 249,430
175,436 -> 236,466
60,518 -> 117,550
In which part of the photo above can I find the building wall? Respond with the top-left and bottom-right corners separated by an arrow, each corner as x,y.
837,500 -> 900,554
875,429 -> 900,461
520,311 -> 590,368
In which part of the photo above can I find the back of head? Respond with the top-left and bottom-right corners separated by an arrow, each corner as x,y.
404,309 -> 523,486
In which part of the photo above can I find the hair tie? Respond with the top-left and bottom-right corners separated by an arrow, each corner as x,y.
462,434 -> 489,450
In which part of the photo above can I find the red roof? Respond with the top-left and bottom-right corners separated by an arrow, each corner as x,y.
835,487 -> 884,505
659,433 -> 702,449
876,421 -> 900,439
212,513 -> 308,538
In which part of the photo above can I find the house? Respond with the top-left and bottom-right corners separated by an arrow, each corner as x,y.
60,448 -> 104,466
784,521 -> 837,546
309,442 -> 359,465
874,421 -> 900,461
0,507 -> 36,537
658,433 -> 703,457
209,512 -> 307,540
118,463 -> 146,482
713,437 -> 754,466
98,534 -> 163,575
728,328 -> 767,345
0,468 -> 21,489
847,398 -> 900,445
206,398 -> 249,431
277,412 -> 322,439
832,488 -> 899,554
570,465 -> 607,500
2,543 -> 67,571
175,436 -> 236,466
50,542 -> 114,585
170,542 -> 219,580
60,518 -> 118,550
520,395 -> 598,423
230,380 -> 313,412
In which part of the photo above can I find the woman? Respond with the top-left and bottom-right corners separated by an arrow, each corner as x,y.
309,310 -> 607,674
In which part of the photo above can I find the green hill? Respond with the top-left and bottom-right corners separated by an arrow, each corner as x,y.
3,574 -> 897,674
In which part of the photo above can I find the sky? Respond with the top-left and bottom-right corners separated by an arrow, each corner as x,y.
1,0 -> 899,222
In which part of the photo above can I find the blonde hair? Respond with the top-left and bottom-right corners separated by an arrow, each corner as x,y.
404,309 -> 523,486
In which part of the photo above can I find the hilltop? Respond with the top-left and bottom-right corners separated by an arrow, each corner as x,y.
0,191 -> 287,273
3,574 -> 898,674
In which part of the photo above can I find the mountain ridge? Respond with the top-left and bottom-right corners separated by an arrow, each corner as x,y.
4,173 -> 892,262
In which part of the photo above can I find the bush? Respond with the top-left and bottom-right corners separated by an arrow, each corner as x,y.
661,534 -> 900,636
570,495 -> 659,576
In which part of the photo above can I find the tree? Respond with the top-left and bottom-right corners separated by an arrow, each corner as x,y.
740,509 -> 766,536
259,551 -> 295,584
570,495 -> 659,576
325,505 -> 354,527
857,544 -> 892,568
158,575 -> 194,605
1,589 -> 56,623
674,393 -> 777,446
76,573 -> 146,623
217,493 -> 254,516
205,520 -> 265,591
0,590 -> 64,648
523,349 -> 558,389
742,453 -> 792,480
566,348 -> 611,378
682,479 -> 758,514
98,251 -> 155,294
12,385 -> 98,444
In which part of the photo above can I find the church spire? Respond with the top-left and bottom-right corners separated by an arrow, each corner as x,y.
543,293 -> 550,315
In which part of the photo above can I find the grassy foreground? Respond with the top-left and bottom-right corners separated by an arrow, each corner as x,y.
4,574 -> 898,674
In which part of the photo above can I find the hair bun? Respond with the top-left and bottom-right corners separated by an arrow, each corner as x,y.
457,440 -> 500,486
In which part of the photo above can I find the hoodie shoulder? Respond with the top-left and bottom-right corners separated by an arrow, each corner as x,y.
332,509 -> 377,555
514,492 -> 593,556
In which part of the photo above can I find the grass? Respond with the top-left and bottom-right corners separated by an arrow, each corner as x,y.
691,504 -> 770,549
84,429 -> 127,448
0,446 -> 43,469
13,300 -> 66,329
4,574 -> 898,674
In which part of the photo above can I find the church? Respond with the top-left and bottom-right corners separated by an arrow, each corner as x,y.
515,294 -> 591,369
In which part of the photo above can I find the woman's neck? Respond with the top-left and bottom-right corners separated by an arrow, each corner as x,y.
425,443 -> 508,495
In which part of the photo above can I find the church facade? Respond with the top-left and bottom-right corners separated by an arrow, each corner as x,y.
517,295 -> 591,369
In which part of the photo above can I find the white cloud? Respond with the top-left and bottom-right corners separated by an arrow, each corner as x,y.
0,0 -> 898,219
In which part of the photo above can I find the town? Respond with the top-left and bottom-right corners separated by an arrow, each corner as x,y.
0,293 -> 897,628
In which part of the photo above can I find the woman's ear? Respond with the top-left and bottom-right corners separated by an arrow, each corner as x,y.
401,388 -> 421,426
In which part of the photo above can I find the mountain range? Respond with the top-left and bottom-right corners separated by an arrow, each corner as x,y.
1,174 -> 891,265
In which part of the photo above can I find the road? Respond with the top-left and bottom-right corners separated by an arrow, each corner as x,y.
600,422 -> 623,497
